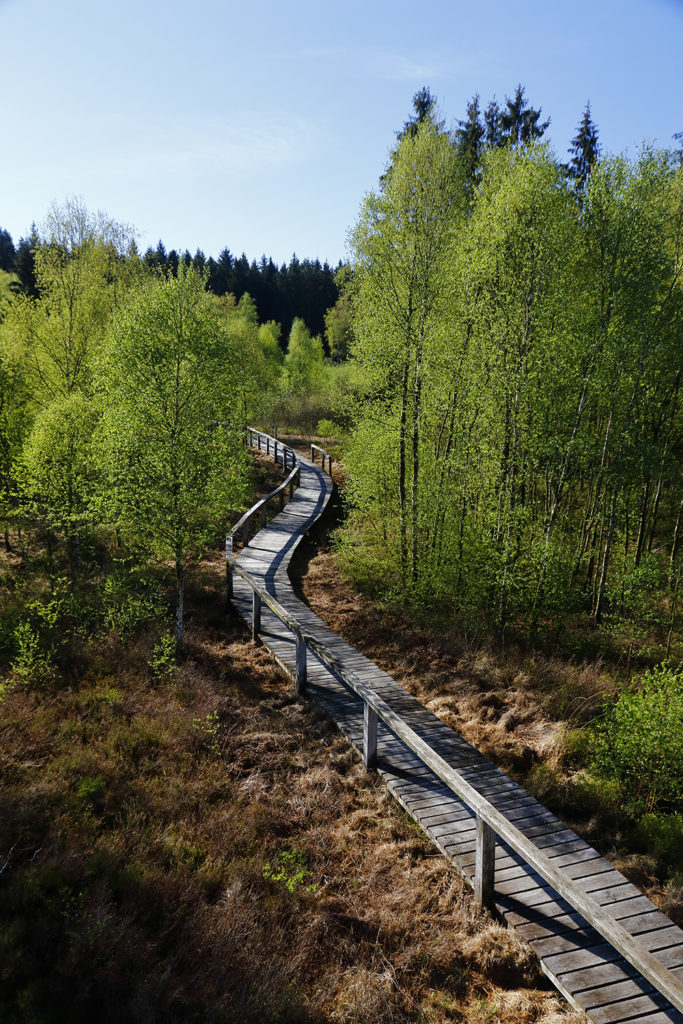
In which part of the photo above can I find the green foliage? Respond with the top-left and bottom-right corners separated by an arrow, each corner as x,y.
591,664 -> 683,814
315,418 -> 335,437
3,197 -> 136,406
11,619 -> 54,684
97,266 -> 249,647
19,393 -> 99,570
101,566 -> 166,639
150,631 -> 177,682
192,709 -> 220,753
282,317 -> 325,395
345,123 -> 683,645
9,584 -> 74,683
76,775 -> 106,806
635,813 -> 683,880
263,848 -> 318,895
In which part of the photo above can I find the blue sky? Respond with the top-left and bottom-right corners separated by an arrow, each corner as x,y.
0,0 -> 681,266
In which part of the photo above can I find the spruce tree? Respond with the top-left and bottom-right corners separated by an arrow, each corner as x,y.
499,84 -> 550,147
456,94 -> 485,198
483,99 -> 502,148
0,228 -> 15,273
567,102 -> 600,192
398,86 -> 440,141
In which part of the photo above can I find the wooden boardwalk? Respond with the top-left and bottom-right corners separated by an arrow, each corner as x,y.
230,445 -> 683,1024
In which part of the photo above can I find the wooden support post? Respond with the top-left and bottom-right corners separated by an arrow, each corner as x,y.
274,440 -> 278,464
475,814 -> 496,908
225,538 -> 233,602
252,590 -> 261,642
295,631 -> 306,694
266,436 -> 270,456
363,702 -> 378,770
242,520 -> 249,547
328,454 -> 332,475
279,487 -> 285,511
260,504 -> 267,528
310,444 -> 315,463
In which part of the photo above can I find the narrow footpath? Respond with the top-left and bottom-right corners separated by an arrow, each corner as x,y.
230,445 -> 683,1024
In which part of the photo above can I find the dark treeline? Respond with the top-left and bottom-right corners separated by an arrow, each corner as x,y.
0,225 -> 340,349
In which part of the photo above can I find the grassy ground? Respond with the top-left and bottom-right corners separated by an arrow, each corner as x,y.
0,454 -> 586,1024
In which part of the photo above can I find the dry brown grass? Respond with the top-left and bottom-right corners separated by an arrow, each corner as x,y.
0,545 -> 586,1023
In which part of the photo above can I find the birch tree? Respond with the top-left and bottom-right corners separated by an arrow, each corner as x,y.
97,268 -> 248,650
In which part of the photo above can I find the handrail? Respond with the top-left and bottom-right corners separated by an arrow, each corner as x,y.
226,550 -> 683,1014
225,429 -> 300,598
310,442 -> 333,475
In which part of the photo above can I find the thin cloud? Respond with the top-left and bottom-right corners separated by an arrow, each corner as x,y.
275,45 -> 478,82
371,52 -> 445,82
119,114 -> 315,178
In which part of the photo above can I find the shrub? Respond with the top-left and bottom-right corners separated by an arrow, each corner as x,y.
101,566 -> 166,640
263,848 -> 317,894
591,663 -> 683,814
149,631 -> 177,682
315,418 -> 335,438
636,813 -> 683,881
11,620 -> 54,684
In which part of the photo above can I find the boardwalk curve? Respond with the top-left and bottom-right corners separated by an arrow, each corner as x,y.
228,429 -> 683,1024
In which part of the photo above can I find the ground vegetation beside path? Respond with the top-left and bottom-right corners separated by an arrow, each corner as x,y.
288,452 -> 683,931
0,452 -> 586,1023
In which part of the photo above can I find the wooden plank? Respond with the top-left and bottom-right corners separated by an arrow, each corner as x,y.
587,992 -> 682,1024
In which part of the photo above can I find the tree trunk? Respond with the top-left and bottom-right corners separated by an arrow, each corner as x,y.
593,486 -> 619,624
176,554 -> 184,651
670,498 -> 683,587
410,338 -> 423,588
398,360 -> 409,587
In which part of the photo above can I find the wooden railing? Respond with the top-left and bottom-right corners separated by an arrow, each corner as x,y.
310,442 -> 333,475
225,429 -> 300,600
227,429 -> 683,1016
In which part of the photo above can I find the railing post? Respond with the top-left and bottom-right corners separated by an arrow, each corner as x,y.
242,518 -> 249,547
363,701 -> 378,770
274,440 -> 278,464
295,631 -> 306,694
475,814 -> 496,908
266,436 -> 270,456
310,444 -> 315,463
279,486 -> 285,511
260,503 -> 267,528
225,537 -> 233,601
327,454 -> 332,475
252,589 -> 261,642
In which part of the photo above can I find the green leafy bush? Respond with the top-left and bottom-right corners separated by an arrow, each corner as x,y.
101,567 -> 166,639
11,620 -> 54,684
636,813 -> 683,881
263,848 -> 317,894
315,418 -> 335,438
591,664 -> 683,814
149,631 -> 177,682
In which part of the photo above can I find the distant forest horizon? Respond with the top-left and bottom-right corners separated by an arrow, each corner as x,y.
0,225 -> 342,346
